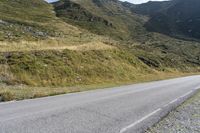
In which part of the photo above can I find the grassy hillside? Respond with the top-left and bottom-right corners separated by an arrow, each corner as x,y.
53,0 -> 200,70
53,0 -> 147,41
132,33 -> 200,70
1,47 -> 195,101
0,48 -> 152,86
0,0 -> 154,89
0,0 -> 117,53
0,0 -> 88,42
1,0 -> 57,40
0,0 -> 200,101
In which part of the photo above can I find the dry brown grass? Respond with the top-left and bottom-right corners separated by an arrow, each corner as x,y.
0,65 -> 15,84
0,71 -> 197,101
66,42 -> 116,51
0,34 -> 117,52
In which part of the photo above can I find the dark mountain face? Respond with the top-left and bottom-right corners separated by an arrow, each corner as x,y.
124,1 -> 171,16
142,0 -> 200,40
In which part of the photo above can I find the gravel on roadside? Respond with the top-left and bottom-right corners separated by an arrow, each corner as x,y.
146,90 -> 200,133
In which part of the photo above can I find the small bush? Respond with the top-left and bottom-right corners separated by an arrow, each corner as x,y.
0,92 -> 15,101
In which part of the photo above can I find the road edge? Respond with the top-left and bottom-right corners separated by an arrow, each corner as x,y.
120,86 -> 200,133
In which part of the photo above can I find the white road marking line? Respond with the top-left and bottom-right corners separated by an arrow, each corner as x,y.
120,89 -> 199,133
119,108 -> 161,133
0,86 -> 165,122
165,90 -> 194,107
163,103 -> 170,108
169,98 -> 178,104
179,90 -> 193,99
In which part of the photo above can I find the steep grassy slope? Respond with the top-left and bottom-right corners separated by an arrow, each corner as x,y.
0,0 -> 84,41
53,0 -> 113,35
53,0 -> 147,41
0,0 -> 200,101
0,0 -> 56,41
0,49 -> 155,86
1,47 -> 195,101
0,0 -> 155,88
132,33 -> 200,70
121,0 -> 200,71
0,0 -> 118,54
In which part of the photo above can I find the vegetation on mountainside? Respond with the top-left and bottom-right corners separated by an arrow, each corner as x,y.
0,49 -> 152,86
141,0 -> 200,40
53,0 -> 114,35
132,33 -> 200,69
0,0 -> 58,40
124,0 -> 200,40
124,1 -> 172,16
52,0 -> 200,69
53,0 -> 147,41
0,0 -> 200,101
0,44 -> 199,87
0,0 -> 84,41
0,0 -> 115,53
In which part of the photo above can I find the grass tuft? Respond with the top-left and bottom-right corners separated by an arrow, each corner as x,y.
0,91 -> 15,101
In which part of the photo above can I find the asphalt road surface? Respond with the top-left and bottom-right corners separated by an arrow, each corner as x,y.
0,75 -> 200,133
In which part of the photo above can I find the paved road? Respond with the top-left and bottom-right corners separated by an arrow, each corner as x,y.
0,76 -> 200,133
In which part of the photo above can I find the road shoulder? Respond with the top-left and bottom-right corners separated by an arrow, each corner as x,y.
146,90 -> 200,133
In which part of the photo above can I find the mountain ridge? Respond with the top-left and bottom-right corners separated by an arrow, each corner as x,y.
139,0 -> 200,40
